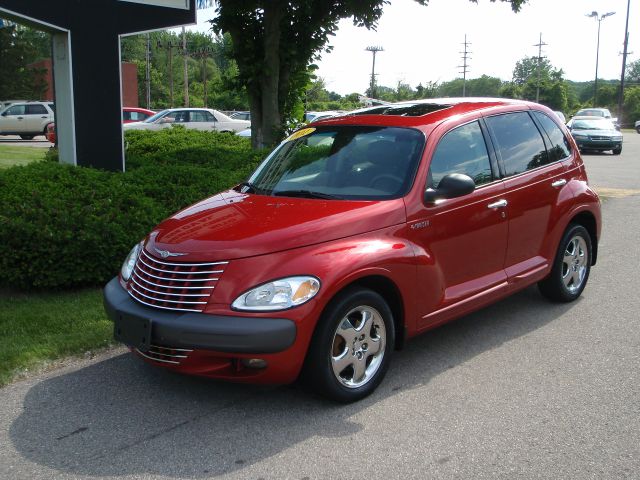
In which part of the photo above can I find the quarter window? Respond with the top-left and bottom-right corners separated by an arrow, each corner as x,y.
485,112 -> 548,176
532,111 -> 571,161
427,121 -> 493,189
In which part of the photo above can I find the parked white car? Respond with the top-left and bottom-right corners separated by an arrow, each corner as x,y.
0,101 -> 55,140
123,108 -> 250,133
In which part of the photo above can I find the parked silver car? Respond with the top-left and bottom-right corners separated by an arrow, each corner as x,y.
123,108 -> 250,133
0,101 -> 55,140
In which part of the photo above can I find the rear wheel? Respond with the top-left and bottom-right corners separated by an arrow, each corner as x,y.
538,224 -> 592,302
303,287 -> 394,402
20,135 -> 35,140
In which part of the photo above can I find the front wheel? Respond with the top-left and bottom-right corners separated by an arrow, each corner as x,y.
612,147 -> 622,155
303,287 -> 395,402
538,224 -> 592,302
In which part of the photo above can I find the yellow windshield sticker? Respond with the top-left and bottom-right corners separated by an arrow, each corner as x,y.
285,127 -> 316,142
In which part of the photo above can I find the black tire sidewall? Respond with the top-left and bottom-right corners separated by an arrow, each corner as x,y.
304,287 -> 395,403
543,224 -> 592,302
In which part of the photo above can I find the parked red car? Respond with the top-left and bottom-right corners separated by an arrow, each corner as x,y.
46,107 -> 155,143
105,99 -> 601,402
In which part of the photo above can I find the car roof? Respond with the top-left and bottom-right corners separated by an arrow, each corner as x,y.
310,97 -> 537,130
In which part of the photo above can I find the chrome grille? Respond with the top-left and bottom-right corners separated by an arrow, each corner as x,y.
136,344 -> 193,365
590,136 -> 609,141
127,249 -> 228,312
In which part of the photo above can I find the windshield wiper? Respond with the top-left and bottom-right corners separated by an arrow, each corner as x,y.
235,181 -> 265,194
273,189 -> 339,199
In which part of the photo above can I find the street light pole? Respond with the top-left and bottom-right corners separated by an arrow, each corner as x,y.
617,0 -> 631,125
587,11 -> 615,107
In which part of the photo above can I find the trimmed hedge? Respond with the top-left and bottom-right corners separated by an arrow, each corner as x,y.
0,129 -> 268,290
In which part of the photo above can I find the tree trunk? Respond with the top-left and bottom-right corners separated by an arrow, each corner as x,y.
254,0 -> 284,149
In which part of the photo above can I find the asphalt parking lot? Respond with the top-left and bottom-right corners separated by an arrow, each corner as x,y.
0,133 -> 639,480
0,135 -> 52,148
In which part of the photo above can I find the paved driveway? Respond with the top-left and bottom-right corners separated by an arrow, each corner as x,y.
1,133 -> 639,480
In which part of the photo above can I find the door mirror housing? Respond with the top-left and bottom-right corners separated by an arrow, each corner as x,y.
424,173 -> 476,204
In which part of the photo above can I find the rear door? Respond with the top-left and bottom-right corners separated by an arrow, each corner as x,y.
484,110 -> 571,286
25,104 -> 50,133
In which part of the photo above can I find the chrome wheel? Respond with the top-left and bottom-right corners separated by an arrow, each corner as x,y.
330,305 -> 387,389
562,235 -> 588,294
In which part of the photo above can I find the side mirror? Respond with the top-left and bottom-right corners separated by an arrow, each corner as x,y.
425,173 -> 476,204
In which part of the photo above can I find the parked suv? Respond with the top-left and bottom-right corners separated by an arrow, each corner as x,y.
0,101 -> 55,140
105,99 -> 601,402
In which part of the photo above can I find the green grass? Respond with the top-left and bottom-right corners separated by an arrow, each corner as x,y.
0,288 -> 113,386
0,145 -> 48,168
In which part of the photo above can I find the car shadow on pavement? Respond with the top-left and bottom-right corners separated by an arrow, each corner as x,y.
10,285 -> 579,478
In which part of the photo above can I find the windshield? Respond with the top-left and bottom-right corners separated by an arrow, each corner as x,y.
144,110 -> 169,123
576,109 -> 609,118
243,126 -> 425,200
571,119 -> 616,131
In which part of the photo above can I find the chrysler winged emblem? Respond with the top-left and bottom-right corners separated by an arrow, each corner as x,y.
154,247 -> 188,259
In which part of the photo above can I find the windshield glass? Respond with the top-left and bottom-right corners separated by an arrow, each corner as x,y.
144,110 -> 169,123
245,126 -> 425,200
572,119 -> 615,131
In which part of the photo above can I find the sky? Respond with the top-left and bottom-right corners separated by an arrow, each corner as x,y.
193,0 -> 638,96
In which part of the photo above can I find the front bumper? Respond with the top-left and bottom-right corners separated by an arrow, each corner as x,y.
575,139 -> 622,150
103,277 -> 297,354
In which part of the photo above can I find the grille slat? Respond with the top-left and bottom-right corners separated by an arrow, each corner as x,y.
126,249 -> 228,312
136,344 -> 193,365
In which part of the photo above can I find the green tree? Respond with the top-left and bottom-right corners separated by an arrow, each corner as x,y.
0,22 -> 51,99
211,0 -> 527,148
626,59 -> 640,83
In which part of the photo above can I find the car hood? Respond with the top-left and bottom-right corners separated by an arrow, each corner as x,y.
146,189 -> 406,261
571,128 -> 620,137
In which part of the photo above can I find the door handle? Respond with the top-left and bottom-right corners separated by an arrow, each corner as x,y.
551,179 -> 567,188
17,116 -> 23,120
487,199 -> 508,209
41,116 -> 48,119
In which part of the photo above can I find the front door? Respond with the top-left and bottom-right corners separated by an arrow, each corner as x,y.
409,120 -> 509,329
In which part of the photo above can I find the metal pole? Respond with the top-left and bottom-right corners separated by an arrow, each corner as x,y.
182,26 -> 189,107
145,33 -> 151,109
169,45 -> 174,108
203,55 -> 207,108
617,0 -> 631,124
371,50 -> 377,98
594,18 -> 601,106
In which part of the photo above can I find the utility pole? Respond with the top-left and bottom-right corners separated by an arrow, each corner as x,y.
192,47 -> 213,108
157,39 -> 181,107
533,32 -> 547,103
366,46 -> 383,99
145,33 -> 151,109
458,35 -> 471,97
617,0 -> 631,125
182,26 -> 189,107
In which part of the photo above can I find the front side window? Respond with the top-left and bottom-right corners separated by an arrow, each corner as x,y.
5,105 -> 26,116
245,126 -> 425,200
427,121 -> 493,189
486,112 -> 548,176
533,111 -> 571,161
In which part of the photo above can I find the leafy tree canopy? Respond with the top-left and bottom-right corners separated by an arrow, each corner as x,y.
211,0 -> 527,148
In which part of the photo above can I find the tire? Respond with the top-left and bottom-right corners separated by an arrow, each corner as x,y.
636,127 -> 640,134
20,135 -> 35,140
303,287 -> 395,403
538,224 -> 592,302
612,147 -> 622,155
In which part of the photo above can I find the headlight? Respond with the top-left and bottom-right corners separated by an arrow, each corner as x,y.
120,242 -> 142,282
232,276 -> 320,311
572,134 -> 588,140
612,136 -> 623,141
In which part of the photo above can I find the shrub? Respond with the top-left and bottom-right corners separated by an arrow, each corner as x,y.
0,129 -> 270,290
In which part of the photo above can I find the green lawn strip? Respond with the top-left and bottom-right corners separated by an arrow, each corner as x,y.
0,146 -> 47,168
0,288 -> 113,386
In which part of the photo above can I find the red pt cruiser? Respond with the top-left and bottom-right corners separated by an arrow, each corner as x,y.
104,99 -> 601,402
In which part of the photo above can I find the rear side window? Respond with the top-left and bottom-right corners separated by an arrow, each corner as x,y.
533,111 -> 571,161
428,121 -> 493,188
485,112 -> 548,176
26,104 -> 48,115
